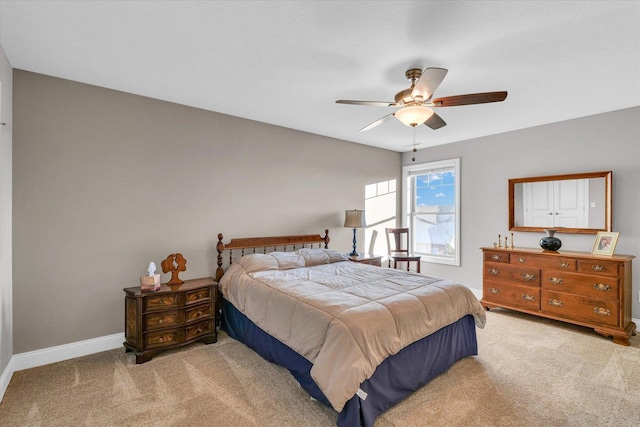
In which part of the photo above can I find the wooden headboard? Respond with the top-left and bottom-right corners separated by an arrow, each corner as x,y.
215,229 -> 330,282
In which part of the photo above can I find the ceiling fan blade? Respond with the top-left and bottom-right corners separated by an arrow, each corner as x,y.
336,100 -> 396,107
432,91 -> 508,107
412,67 -> 448,101
359,113 -> 395,132
424,112 -> 447,130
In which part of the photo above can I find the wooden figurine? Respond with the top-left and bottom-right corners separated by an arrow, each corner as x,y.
161,253 -> 187,285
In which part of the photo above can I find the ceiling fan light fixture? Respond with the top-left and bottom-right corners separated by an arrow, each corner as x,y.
395,106 -> 434,127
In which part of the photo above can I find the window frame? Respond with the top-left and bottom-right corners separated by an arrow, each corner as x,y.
402,158 -> 461,266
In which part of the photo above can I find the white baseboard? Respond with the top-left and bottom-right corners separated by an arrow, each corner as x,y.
0,356 -> 15,403
11,332 -> 125,372
1,332 -> 124,402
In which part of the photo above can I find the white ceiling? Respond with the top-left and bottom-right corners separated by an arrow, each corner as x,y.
1,1 -> 639,152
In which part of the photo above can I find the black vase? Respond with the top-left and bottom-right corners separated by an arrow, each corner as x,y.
540,229 -> 562,251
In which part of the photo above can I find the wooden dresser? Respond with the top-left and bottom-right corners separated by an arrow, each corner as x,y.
481,247 -> 635,345
124,277 -> 217,363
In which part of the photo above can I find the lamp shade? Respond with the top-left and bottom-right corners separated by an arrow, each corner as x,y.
344,209 -> 366,228
395,106 -> 434,127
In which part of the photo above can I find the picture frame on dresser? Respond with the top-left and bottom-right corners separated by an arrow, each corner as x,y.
591,231 -> 619,256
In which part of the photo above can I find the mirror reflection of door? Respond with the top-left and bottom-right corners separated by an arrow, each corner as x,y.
523,179 -> 588,227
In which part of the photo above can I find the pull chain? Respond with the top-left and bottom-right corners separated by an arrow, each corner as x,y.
411,125 -> 417,162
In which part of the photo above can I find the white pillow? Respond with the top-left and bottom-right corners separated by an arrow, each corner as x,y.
236,253 -> 279,273
296,248 -> 349,265
270,252 -> 305,270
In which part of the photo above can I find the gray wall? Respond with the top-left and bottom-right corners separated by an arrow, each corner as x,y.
404,106 -> 640,318
0,45 -> 13,376
10,68 -> 640,355
13,70 -> 401,353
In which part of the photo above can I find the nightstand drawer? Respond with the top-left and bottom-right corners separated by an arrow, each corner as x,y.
186,303 -> 212,322
145,311 -> 180,330
186,288 -> 211,304
144,294 -> 179,311
146,329 -> 180,348
185,320 -> 214,341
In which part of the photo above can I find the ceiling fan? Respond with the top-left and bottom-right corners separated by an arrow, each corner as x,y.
336,67 -> 507,132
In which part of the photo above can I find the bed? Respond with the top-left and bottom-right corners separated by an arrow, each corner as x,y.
214,231 -> 486,427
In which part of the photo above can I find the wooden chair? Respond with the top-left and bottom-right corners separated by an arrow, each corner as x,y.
385,228 -> 421,273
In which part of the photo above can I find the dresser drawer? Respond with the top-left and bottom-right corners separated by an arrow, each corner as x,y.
186,287 -> 212,304
577,259 -> 620,277
542,290 -> 619,327
484,263 -> 540,287
146,329 -> 181,349
186,303 -> 212,323
144,294 -> 179,311
511,254 -> 576,271
144,311 -> 180,330
185,320 -> 214,341
484,250 -> 510,263
484,281 -> 540,310
541,271 -> 618,301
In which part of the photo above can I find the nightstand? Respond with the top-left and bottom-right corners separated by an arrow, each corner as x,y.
349,254 -> 383,267
123,277 -> 217,363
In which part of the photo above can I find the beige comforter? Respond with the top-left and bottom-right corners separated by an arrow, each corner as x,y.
219,249 -> 486,412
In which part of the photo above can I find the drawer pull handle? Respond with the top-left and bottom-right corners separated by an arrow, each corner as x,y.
592,283 -> 611,292
158,337 -> 164,342
518,257 -> 526,263
197,311 -> 203,317
522,294 -> 535,302
491,255 -> 501,261
592,265 -> 605,272
489,268 -> 500,275
548,299 -> 563,307
559,262 -> 569,268
158,300 -> 164,305
521,273 -> 536,281
488,287 -> 500,295
549,277 -> 563,285
593,307 -> 611,316
158,319 -> 164,324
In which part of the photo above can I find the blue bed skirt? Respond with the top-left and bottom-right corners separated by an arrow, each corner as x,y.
221,298 -> 478,427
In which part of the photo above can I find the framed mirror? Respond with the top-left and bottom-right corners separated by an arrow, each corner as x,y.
509,171 -> 612,235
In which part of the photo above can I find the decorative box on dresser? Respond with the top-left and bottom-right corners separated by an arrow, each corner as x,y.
481,247 -> 636,345
124,277 -> 217,363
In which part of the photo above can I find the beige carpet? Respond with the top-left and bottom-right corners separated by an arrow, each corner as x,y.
1,309 -> 639,426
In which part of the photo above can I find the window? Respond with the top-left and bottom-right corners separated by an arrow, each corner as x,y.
364,179 -> 397,256
402,158 -> 460,266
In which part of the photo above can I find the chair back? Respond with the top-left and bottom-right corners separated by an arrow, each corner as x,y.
385,228 -> 411,257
